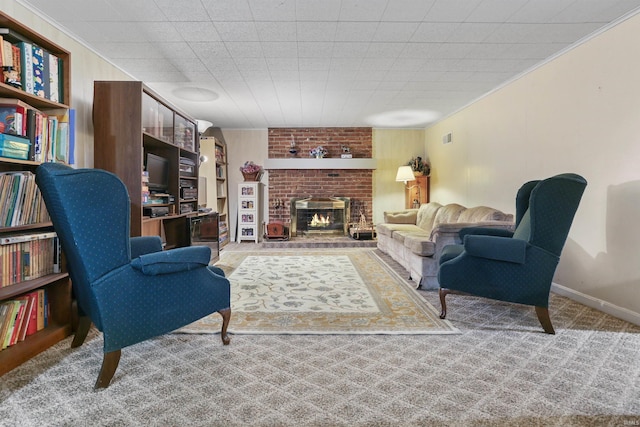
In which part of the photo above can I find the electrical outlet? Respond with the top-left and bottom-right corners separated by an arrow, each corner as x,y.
442,132 -> 452,144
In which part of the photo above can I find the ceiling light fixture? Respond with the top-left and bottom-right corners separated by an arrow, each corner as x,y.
172,87 -> 219,102
365,109 -> 441,128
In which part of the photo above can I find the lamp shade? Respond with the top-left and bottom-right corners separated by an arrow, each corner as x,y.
196,119 -> 213,133
395,166 -> 415,183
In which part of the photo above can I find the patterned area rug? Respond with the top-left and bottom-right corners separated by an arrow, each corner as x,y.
180,249 -> 458,335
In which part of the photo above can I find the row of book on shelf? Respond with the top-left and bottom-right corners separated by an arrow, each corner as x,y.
1,28 -> 64,103
142,170 -> 150,204
0,97 -> 74,164
0,288 -> 49,351
0,170 -> 50,227
0,231 -> 60,288
219,219 -> 229,245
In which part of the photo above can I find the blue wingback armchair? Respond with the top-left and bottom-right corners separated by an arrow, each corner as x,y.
437,173 -> 587,334
35,163 -> 231,388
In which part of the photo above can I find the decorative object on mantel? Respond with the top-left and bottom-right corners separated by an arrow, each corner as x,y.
289,134 -> 297,157
240,161 -> 263,181
407,156 -> 430,176
341,145 -> 352,159
310,146 -> 328,158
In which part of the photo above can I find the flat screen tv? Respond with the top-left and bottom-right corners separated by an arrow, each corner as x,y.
146,153 -> 169,193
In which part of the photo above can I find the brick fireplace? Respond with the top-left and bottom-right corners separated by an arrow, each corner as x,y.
266,128 -> 373,232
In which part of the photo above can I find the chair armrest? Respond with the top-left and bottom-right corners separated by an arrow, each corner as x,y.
459,226 -> 515,241
464,235 -> 528,264
130,236 -> 163,259
130,245 -> 211,275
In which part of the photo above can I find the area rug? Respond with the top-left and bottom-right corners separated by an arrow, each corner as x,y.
179,249 -> 458,335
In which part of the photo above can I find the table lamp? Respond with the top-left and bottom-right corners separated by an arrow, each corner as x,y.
396,166 -> 420,208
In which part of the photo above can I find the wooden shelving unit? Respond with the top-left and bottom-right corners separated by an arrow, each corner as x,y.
0,11 -> 73,376
93,81 -> 200,248
200,128 -> 229,249
405,175 -> 430,209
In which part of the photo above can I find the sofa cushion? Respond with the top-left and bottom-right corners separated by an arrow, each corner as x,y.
434,203 -> 466,227
383,209 -> 418,224
458,206 -> 512,223
392,229 -> 427,244
403,234 -> 436,257
377,223 -> 423,237
415,202 -> 442,234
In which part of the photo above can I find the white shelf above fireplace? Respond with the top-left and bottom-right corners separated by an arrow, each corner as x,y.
263,158 -> 377,170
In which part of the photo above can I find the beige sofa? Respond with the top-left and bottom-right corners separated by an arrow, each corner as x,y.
376,202 -> 514,290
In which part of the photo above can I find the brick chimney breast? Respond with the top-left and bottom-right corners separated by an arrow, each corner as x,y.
267,128 -> 373,226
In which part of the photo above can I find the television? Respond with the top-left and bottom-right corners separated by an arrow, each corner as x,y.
145,153 -> 169,193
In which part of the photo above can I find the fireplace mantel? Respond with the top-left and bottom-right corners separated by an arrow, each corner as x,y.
263,158 -> 376,170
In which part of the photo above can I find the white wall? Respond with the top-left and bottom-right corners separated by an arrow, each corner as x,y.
221,129 -> 269,242
2,1 -> 133,168
425,13 -> 640,320
372,129 -> 426,224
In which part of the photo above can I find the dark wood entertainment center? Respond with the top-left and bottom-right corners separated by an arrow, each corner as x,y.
93,81 -> 216,255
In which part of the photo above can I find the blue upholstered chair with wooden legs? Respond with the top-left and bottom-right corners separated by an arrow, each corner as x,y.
35,163 -> 231,388
438,173 -> 587,334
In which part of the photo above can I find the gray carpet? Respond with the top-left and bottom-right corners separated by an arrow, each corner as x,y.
1,248 -> 639,426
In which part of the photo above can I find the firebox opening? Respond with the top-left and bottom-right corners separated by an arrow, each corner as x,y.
290,197 -> 350,237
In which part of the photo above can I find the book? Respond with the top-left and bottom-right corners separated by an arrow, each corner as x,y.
17,41 -> 33,95
0,98 -> 34,137
2,300 -> 20,349
8,297 -> 27,346
26,108 -> 36,160
17,294 -> 34,341
52,236 -> 60,274
53,109 -> 69,163
36,288 -> 45,331
24,291 -> 39,336
0,230 -> 56,245
0,171 -> 49,227
1,39 -> 12,68
32,44 -> 46,99
48,53 -> 60,103
0,35 -> 4,67
0,302 -> 13,349
67,109 -> 75,164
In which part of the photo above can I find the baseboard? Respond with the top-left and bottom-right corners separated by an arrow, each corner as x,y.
551,283 -> 640,326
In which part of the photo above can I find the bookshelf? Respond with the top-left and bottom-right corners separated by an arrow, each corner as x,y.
201,129 -> 229,249
0,11 -> 73,376
93,81 -> 200,249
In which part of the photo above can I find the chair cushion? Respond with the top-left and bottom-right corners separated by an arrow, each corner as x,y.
131,246 -> 211,275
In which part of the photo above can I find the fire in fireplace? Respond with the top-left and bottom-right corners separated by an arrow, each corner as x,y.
290,197 -> 350,236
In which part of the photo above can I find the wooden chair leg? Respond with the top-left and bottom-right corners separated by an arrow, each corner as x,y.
219,308 -> 231,345
439,288 -> 449,319
71,316 -> 92,348
95,350 -> 121,389
535,306 -> 555,334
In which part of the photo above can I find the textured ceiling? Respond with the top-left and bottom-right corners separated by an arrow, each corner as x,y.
19,0 -> 640,128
